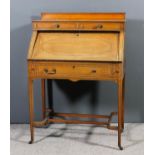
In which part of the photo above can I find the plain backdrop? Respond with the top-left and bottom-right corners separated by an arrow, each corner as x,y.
10,0 -> 144,123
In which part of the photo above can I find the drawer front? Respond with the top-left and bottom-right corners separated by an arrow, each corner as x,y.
28,62 -> 122,80
79,22 -> 121,31
33,22 -> 77,30
33,21 -> 122,31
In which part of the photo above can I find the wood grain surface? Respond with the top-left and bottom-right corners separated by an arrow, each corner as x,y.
30,32 -> 119,61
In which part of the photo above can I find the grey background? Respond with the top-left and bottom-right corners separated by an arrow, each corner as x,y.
11,0 -> 144,123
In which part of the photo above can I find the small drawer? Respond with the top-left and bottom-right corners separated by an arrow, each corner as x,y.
28,62 -> 122,80
51,22 -> 77,30
79,22 -> 121,31
33,21 -> 77,30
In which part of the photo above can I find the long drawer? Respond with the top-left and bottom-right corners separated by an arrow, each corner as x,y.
28,61 -> 123,80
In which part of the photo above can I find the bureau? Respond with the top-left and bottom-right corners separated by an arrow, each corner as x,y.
27,13 -> 125,150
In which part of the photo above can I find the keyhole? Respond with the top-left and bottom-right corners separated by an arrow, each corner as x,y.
92,70 -> 96,73
56,24 -> 60,28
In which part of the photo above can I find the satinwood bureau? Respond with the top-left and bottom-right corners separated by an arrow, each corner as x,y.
27,13 -> 126,150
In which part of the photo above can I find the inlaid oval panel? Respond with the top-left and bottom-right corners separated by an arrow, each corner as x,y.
31,32 -> 119,61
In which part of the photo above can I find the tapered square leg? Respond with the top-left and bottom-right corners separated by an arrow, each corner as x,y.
122,76 -> 125,130
118,79 -> 123,150
41,79 -> 46,119
28,79 -> 34,144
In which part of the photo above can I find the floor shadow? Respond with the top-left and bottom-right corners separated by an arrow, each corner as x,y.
48,80 -> 99,115
11,123 -> 143,151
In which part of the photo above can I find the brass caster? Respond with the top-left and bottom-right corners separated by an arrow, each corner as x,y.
29,140 -> 34,144
118,145 -> 123,150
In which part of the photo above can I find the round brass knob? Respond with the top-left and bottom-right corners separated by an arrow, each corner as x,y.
56,24 -> 60,28
96,24 -> 103,29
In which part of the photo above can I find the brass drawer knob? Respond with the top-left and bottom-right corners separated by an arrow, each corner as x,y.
44,69 -> 56,74
96,24 -> 103,29
56,24 -> 60,28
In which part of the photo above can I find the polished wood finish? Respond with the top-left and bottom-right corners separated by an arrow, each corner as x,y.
28,79 -> 34,144
122,75 -> 125,129
53,112 -> 110,119
32,21 -> 124,31
41,12 -> 125,21
33,112 -> 118,130
30,32 -> 119,61
28,61 -> 123,81
27,13 -> 125,150
118,79 -> 123,150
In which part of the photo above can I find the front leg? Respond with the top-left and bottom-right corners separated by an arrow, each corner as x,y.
118,79 -> 123,150
28,79 -> 34,144
121,75 -> 125,131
